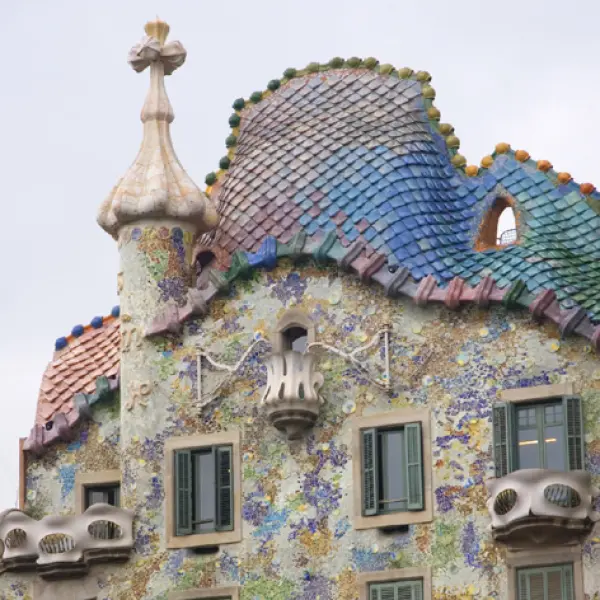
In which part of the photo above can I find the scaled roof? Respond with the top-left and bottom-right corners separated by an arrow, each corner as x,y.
28,59 -> 600,452
26,313 -> 120,454
201,61 -> 600,320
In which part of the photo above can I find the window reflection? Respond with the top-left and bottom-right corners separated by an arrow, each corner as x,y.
516,401 -> 566,470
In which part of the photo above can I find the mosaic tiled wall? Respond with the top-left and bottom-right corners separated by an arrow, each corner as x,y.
8,265 -> 600,599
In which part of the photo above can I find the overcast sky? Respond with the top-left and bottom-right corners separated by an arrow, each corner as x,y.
0,0 -> 598,508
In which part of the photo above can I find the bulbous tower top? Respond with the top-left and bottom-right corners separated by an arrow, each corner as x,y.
97,18 -> 219,239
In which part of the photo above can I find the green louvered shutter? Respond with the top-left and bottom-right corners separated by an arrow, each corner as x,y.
562,564 -> 574,600
369,583 -> 395,600
174,450 -> 193,536
361,428 -> 379,516
517,569 -> 529,600
518,565 -> 574,600
492,403 -> 513,476
370,581 -> 423,600
398,581 -> 422,600
215,445 -> 233,531
405,423 -> 424,511
410,580 -> 423,600
564,396 -> 584,470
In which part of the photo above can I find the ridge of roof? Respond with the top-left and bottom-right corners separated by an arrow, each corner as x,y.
467,144 -> 600,210
25,372 -> 119,455
54,305 -> 121,351
147,232 -> 600,352
29,316 -> 121,455
202,58 -> 600,209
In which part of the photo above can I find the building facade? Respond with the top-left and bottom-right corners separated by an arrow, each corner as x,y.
1,18 -> 600,600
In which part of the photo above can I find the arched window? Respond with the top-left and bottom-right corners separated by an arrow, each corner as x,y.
475,197 -> 518,251
273,309 -> 315,354
497,206 -> 517,245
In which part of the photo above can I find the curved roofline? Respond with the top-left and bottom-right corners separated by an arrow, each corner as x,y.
24,372 -> 120,456
202,57 -> 600,211
147,231 -> 600,352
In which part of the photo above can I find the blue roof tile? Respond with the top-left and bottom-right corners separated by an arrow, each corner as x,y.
208,68 -> 600,320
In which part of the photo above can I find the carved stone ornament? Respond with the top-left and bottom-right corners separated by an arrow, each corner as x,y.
0,504 -> 134,579
486,468 -> 600,546
261,351 -> 324,440
97,18 -> 218,239
125,381 -> 152,411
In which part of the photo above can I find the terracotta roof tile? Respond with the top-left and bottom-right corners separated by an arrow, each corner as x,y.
35,318 -> 121,425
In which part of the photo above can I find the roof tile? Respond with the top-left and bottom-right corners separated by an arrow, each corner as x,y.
200,69 -> 600,320
35,319 -> 120,425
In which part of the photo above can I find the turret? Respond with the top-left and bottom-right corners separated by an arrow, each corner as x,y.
97,18 -> 217,518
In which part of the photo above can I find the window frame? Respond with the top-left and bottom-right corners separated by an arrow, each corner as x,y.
84,484 -> 121,510
168,586 -> 240,600
517,564 -> 573,600
513,399 -> 567,471
352,408 -> 432,530
165,431 -> 242,549
175,444 -> 233,536
506,545 -> 583,600
493,383 -> 583,477
357,566 -> 432,600
475,195 -> 519,251
75,469 -> 121,514
271,308 -> 316,354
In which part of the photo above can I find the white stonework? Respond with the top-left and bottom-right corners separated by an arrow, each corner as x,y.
97,19 -> 218,238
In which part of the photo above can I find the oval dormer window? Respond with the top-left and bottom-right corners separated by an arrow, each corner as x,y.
476,197 -> 518,251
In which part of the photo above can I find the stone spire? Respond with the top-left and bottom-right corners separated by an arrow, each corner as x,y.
97,18 -> 218,238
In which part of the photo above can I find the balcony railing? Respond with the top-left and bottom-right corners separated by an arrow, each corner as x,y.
262,351 -> 324,440
486,469 -> 600,546
0,503 -> 134,579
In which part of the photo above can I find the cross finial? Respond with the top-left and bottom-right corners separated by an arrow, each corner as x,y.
144,17 -> 170,46
97,21 -> 219,238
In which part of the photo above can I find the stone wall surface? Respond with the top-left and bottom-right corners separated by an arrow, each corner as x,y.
6,263 -> 600,599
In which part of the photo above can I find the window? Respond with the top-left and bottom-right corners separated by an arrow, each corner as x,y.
517,564 -> 574,600
506,546 -> 583,600
475,196 -> 518,251
361,424 -> 423,516
168,586 -> 240,600
369,580 -> 423,600
352,408 -> 432,530
85,484 -> 120,509
165,431 -> 241,549
75,470 -> 121,515
282,326 -> 308,353
174,445 -> 233,536
358,567 -> 431,600
492,395 -> 583,477
497,205 -> 517,245
272,309 -> 315,354
195,249 -> 216,290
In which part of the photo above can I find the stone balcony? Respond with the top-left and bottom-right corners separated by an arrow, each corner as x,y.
262,351 -> 324,440
486,469 -> 600,546
0,503 -> 134,580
